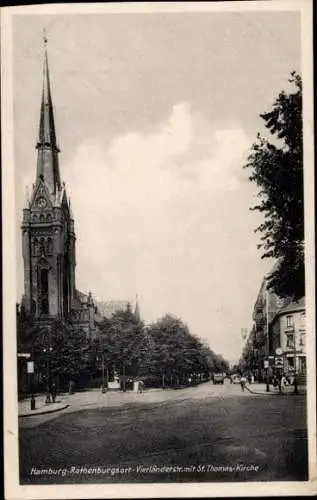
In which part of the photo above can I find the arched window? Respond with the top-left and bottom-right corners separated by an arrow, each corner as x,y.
39,268 -> 49,315
32,238 -> 38,256
47,238 -> 53,254
47,213 -> 52,221
39,213 -> 45,222
32,214 -> 37,221
39,237 -> 45,255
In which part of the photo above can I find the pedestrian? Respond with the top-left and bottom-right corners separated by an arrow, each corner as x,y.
280,374 -> 287,392
240,375 -> 246,391
45,384 -> 51,404
248,374 -> 252,384
51,382 -> 57,403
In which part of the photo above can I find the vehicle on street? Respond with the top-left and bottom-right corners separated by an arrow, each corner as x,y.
212,373 -> 225,384
231,374 -> 241,384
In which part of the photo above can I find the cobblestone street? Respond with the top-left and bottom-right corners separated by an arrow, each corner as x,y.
19,381 -> 308,483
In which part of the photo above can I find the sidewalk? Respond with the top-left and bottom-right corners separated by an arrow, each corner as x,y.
18,387 -> 191,417
18,395 -> 69,417
246,383 -> 307,395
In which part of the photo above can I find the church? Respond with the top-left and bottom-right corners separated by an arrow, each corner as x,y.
19,40 -> 123,339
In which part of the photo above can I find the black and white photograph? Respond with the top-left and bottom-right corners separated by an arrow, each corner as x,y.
2,1 -> 315,498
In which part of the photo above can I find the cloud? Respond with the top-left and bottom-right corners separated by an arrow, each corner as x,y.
12,100 -> 262,363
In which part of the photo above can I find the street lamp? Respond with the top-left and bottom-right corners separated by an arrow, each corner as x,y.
43,346 -> 53,403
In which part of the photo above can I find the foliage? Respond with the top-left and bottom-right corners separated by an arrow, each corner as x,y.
18,317 -> 91,387
146,314 -> 229,385
17,307 -> 230,390
244,72 -> 304,299
97,305 -> 150,379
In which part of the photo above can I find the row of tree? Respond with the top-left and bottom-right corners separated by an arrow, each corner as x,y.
17,306 -> 229,394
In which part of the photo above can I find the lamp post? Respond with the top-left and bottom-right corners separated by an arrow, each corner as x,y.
27,355 -> 36,410
43,346 -> 53,403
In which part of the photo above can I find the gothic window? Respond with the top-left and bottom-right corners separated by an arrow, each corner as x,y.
39,268 -> 49,316
47,238 -> 53,254
32,214 -> 37,221
47,213 -> 52,221
32,238 -> 38,256
39,237 -> 45,255
39,213 -> 45,222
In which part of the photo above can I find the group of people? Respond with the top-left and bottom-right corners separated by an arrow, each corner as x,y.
272,373 -> 295,391
45,382 -> 57,403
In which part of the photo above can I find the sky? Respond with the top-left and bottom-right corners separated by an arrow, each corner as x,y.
12,9 -> 301,365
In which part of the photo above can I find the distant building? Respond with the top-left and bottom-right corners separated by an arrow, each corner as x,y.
96,300 -> 130,319
270,297 -> 306,377
251,276 -> 291,380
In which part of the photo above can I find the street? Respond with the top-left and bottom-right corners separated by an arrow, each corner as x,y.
19,382 -> 308,483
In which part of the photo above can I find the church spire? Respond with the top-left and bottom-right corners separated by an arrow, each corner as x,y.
134,294 -> 141,323
36,31 -> 61,194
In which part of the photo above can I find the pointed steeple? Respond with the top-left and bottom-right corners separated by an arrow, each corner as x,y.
134,294 -> 141,323
36,31 -> 61,195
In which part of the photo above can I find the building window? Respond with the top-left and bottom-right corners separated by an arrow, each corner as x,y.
286,315 -> 293,328
286,334 -> 295,348
47,238 -> 53,254
39,268 -> 49,315
300,312 -> 306,327
288,357 -> 294,367
32,238 -> 39,256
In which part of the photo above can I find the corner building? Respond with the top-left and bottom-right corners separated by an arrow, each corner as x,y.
20,43 -> 101,337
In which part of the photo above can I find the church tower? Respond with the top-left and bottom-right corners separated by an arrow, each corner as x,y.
21,37 -> 76,321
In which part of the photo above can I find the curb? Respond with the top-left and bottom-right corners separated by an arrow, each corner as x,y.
19,404 -> 69,418
245,386 -> 305,396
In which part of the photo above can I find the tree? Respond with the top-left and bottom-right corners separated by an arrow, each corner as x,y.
244,72 -> 304,299
98,305 -> 150,389
18,317 -> 91,390
146,314 -> 229,387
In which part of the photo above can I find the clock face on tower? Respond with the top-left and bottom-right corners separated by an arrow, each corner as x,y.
37,197 -> 47,209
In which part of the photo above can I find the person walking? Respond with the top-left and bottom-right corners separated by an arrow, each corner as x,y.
280,374 -> 288,393
51,382 -> 57,403
240,375 -> 247,391
45,383 -> 51,404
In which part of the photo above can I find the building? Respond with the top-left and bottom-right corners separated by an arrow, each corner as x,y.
19,39 -> 101,339
96,300 -> 130,319
251,278 -> 288,378
270,297 -> 306,378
